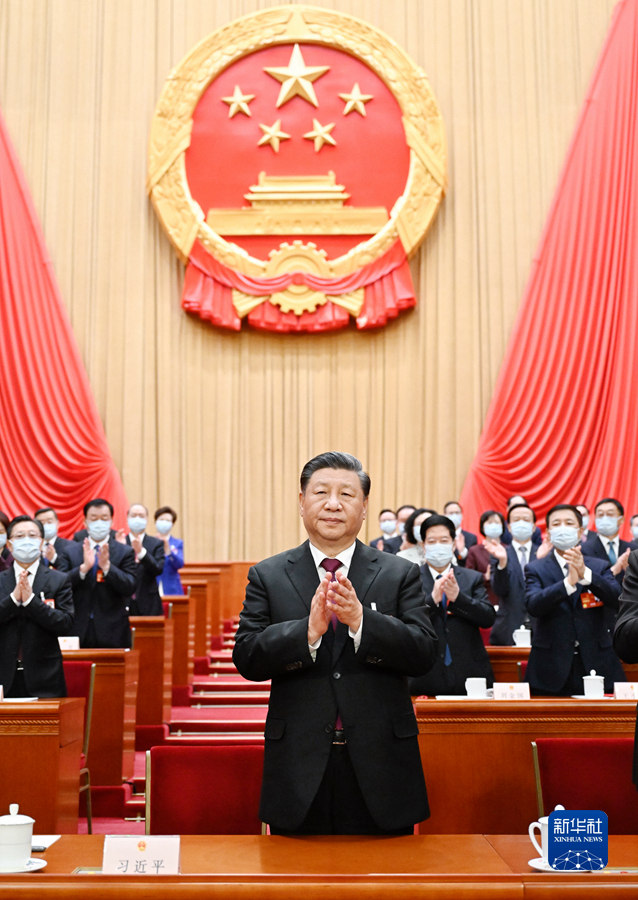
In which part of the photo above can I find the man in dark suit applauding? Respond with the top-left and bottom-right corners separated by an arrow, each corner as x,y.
233,451 -> 437,835
0,515 -> 74,697
525,504 -> 624,695
409,514 -> 494,695
57,499 -> 136,648
121,503 -> 165,616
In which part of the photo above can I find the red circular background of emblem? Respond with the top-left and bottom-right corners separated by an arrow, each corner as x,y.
185,43 -> 410,261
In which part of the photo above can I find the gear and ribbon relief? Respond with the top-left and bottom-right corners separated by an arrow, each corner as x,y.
147,6 -> 447,333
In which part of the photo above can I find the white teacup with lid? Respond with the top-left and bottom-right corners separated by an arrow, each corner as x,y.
512,626 -> 531,647
583,669 -> 605,698
0,804 -> 34,871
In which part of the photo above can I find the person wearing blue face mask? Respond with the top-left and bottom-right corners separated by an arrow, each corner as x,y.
408,514 -> 495,696
443,500 -> 477,567
0,515 -> 74,698
524,504 -> 624,696
154,506 -> 185,596
57,498 -> 136,647
581,497 -> 636,585
118,503 -> 165,616
487,504 -> 550,645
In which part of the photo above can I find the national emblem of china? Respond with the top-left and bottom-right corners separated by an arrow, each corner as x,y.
147,6 -> 447,333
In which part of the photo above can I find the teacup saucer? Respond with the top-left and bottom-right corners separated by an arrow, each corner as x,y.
528,857 -> 552,872
0,858 -> 47,873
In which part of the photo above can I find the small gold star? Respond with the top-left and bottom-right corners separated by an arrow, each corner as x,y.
257,119 -> 291,153
339,83 -> 373,116
303,119 -> 336,152
264,44 -> 329,108
221,85 -> 255,118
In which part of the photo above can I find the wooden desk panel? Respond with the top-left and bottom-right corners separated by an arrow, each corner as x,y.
4,834 -> 638,897
416,698 -> 637,835
0,834 -> 521,898
180,577 -> 214,658
62,650 -> 139,785
0,699 -> 83,832
487,646 -> 530,682
130,617 -> 173,725
165,595 -> 194,690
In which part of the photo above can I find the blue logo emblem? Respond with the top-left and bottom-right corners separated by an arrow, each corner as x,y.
548,810 -> 608,870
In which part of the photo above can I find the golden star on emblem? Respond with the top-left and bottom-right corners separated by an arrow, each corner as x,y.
257,119 -> 291,152
339,83 -> 374,116
303,119 -> 336,152
264,44 -> 329,108
221,85 -> 255,118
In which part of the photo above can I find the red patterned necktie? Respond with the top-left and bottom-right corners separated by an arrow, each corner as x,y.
321,558 -> 341,629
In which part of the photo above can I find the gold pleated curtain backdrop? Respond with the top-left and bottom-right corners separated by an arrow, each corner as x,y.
0,0 -> 617,560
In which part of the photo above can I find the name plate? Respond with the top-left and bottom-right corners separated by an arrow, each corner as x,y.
614,682 -> 638,699
58,636 -> 80,650
492,682 -> 530,700
102,835 -> 180,875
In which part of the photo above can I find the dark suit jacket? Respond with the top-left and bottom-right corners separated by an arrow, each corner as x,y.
581,532 -> 636,585
612,550 -> 638,785
409,566 -> 495,695
45,535 -> 77,570
524,553 -> 624,694
0,565 -> 74,696
368,534 -> 401,554
57,538 -> 136,648
232,539 -> 437,832
490,544 -> 538,645
126,534 -> 165,615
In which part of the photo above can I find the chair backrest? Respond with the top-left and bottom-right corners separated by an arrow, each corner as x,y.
517,660 -> 528,682
146,744 -> 264,835
62,660 -> 96,757
531,737 -> 638,833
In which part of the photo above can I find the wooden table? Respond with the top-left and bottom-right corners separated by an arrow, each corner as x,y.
62,649 -> 139,785
130,617 -> 173,726
164,595 -> 194,703
2,834 -> 637,897
0,699 -> 83,832
415,697 -> 637,834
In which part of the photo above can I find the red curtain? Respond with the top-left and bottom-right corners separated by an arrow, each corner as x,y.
461,0 -> 638,537
0,108 -> 128,535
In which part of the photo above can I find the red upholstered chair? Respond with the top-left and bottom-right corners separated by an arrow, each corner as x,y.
145,744 -> 265,835
63,660 -> 96,833
531,738 -> 638,833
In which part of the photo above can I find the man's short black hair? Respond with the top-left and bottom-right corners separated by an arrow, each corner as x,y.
507,503 -> 536,523
479,509 -> 506,537
34,507 -> 57,519
378,508 -> 396,518
83,498 -> 114,518
443,501 -> 462,512
420,514 -> 456,542
595,497 -> 624,517
546,504 -> 583,528
300,452 -> 371,498
8,515 -> 44,539
396,504 -> 416,516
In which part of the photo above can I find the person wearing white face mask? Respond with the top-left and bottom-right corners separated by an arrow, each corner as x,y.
154,506 -> 184,596
442,500 -> 477,566
57,498 -> 136,647
33,507 -> 76,570
487,504 -> 549,645
397,507 -> 436,565
408,515 -> 495,696
576,504 -> 590,543
524,504 -> 624,696
117,503 -> 165,615
0,510 -> 12,572
368,508 -> 401,553
581,497 -> 636,585
0,515 -> 74,697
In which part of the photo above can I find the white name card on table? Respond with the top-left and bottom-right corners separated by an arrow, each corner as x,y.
58,636 -> 80,650
614,682 -> 638,699
492,682 -> 531,700
102,835 -> 180,875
